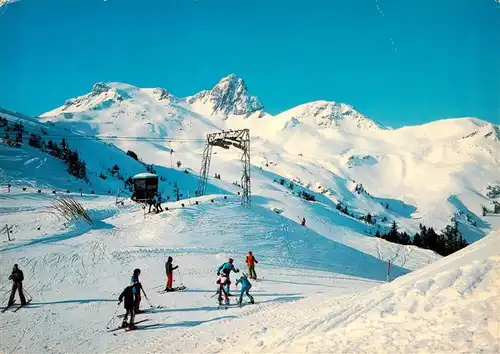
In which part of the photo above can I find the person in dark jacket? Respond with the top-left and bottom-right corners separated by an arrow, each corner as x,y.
165,256 -> 178,291
8,264 -> 27,306
118,285 -> 137,329
156,193 -> 163,212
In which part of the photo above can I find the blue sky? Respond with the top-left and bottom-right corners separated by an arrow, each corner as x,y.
1,0 -> 498,127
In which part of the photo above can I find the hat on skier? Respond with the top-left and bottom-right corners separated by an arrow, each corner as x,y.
133,268 -> 141,275
248,251 -> 253,255
168,256 -> 173,262
228,258 -> 234,263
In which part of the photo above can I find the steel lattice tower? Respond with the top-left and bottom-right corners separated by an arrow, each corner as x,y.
196,129 -> 251,207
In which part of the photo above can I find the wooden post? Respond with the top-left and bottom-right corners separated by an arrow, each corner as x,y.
387,259 -> 391,282
6,224 -> 11,241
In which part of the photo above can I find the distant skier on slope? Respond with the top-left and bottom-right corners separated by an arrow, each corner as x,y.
7,264 -> 27,307
245,251 -> 258,280
149,194 -> 157,213
165,256 -> 179,291
301,217 -> 306,226
156,192 -> 163,212
130,268 -> 143,312
118,285 -> 137,330
217,258 -> 239,295
215,273 -> 230,306
235,273 -> 255,306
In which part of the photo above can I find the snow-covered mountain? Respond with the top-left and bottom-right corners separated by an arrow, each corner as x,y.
38,74 -> 500,242
186,74 -> 264,118
277,100 -> 385,132
2,73 -> 500,270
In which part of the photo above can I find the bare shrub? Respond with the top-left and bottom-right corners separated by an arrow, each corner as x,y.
49,196 -> 93,225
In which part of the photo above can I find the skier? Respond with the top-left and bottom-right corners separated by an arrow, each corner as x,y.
130,268 -> 142,312
165,256 -> 178,291
215,273 -> 230,306
148,194 -> 157,213
301,217 -> 306,226
217,258 -> 239,295
245,251 -> 258,280
7,264 -> 26,306
118,285 -> 137,330
156,192 -> 163,212
235,273 -> 255,306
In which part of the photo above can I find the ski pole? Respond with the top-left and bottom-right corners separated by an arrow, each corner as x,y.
105,303 -> 120,329
141,288 -> 153,308
23,288 -> 34,301
177,269 -> 184,285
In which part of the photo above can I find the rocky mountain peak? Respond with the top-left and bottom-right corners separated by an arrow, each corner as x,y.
188,74 -> 264,118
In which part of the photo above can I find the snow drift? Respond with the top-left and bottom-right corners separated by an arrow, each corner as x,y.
176,229 -> 500,353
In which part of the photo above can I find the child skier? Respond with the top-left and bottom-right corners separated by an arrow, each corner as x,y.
245,251 -> 258,280
215,273 -> 230,306
165,256 -> 178,291
118,285 -> 137,330
130,268 -> 142,312
217,258 -> 239,295
235,273 -> 255,306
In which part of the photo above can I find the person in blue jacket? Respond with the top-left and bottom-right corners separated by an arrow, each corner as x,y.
235,273 -> 255,306
130,268 -> 143,312
217,258 -> 239,295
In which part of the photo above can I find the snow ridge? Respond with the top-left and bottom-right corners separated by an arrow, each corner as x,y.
279,100 -> 384,132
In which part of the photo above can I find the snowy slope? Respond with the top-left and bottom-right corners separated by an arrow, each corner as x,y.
0,190 -> 397,354
0,107 -> 222,199
158,229 -> 500,354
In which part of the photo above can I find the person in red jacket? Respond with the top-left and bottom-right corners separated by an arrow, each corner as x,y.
245,251 -> 258,280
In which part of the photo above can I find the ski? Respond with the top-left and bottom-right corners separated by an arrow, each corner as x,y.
1,302 -> 15,313
117,306 -> 161,318
158,286 -> 186,294
109,319 -> 148,333
13,299 -> 32,312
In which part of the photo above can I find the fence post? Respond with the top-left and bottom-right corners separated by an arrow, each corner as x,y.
6,224 -> 11,241
386,259 -> 391,282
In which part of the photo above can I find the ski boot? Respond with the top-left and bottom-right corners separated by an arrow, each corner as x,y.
121,321 -> 129,329
127,324 -> 137,331
225,298 -> 230,306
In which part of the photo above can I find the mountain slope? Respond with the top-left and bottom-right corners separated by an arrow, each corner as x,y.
38,75 -> 500,245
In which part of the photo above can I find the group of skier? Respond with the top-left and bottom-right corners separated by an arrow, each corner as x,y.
148,192 -> 163,213
216,251 -> 258,306
5,251 -> 260,331
118,268 -> 143,330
